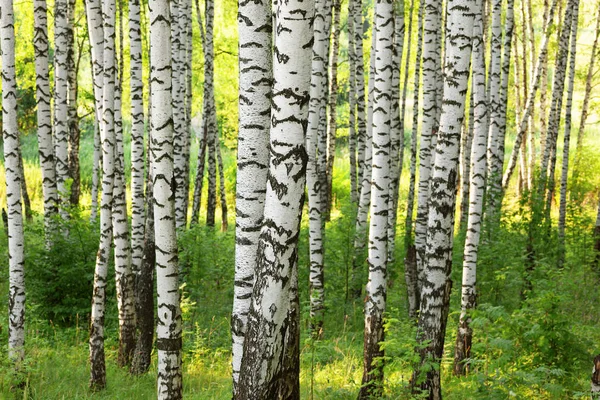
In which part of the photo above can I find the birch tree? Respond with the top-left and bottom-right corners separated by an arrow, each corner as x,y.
89,0 -> 116,389
204,0 -> 218,228
348,0 -> 358,203
454,2 -> 488,374
67,0 -> 81,206
150,0 -> 183,397
237,1 -> 314,396
130,0 -> 146,285
34,0 -> 59,243
54,0 -> 70,215
306,0 -> 332,337
231,0 -> 272,393
358,1 -> 394,397
2,0 -> 26,366
412,1 -> 476,397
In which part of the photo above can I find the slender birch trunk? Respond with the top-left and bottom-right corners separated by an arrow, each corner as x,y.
130,0 -> 145,283
348,0 -> 358,203
557,0 -> 579,263
67,0 -> 81,206
54,0 -> 70,216
458,94 -> 474,229
89,0 -> 116,389
355,0 -> 367,187
150,1 -> 183,397
454,3 -> 487,374
404,0 -> 423,319
216,141 -> 228,231
358,1 -> 394,397
325,0 -> 341,221
414,0 -> 442,295
34,0 -> 59,243
350,27 -> 376,299
231,0 -> 272,393
2,0 -> 26,366
412,1 -> 476,397
386,0 -> 405,269
237,1 -> 313,396
204,0 -> 217,228
16,143 -> 33,223
191,125 -> 207,224
86,0 -> 105,223
307,0 -> 332,337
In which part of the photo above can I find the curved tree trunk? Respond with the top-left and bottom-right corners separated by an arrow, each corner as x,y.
2,0 -> 26,367
150,1 -> 183,397
412,1 -> 476,397
237,1 -> 313,396
34,0 -> 59,244
358,1 -> 394,397
89,0 -> 116,390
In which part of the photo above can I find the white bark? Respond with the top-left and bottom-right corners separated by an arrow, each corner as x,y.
150,1 -> 183,398
2,0 -> 26,364
89,0 -> 116,389
231,0 -> 272,390
413,0 -> 476,397
359,1 -> 394,397
237,1 -> 314,396
34,0 -> 59,243
54,0 -> 70,216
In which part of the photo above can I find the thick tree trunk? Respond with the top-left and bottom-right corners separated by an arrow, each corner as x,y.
404,0 -> 423,319
231,0 -> 272,393
358,1 -> 393,397
237,1 -> 313,397
150,1 -> 183,398
2,0 -> 26,367
34,0 -> 59,243
454,5 -> 487,375
412,1 -> 476,398
89,0 -> 116,390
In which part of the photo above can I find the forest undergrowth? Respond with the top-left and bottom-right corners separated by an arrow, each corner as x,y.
0,130 -> 599,399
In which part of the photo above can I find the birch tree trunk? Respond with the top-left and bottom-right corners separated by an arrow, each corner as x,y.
150,1 -> 183,397
347,0 -> 358,204
237,1 -> 313,396
414,0 -> 442,296
85,0 -> 105,223
216,135 -> 228,231
404,0 -> 423,319
386,0 -> 405,269
172,0 -> 186,230
67,0 -> 81,206
413,1 -> 476,397
306,0 -> 332,337
54,0 -> 70,216
454,3 -> 487,374
325,0 -> 341,221
557,0 -> 579,263
231,0 -> 272,393
204,0 -> 217,228
358,1 -> 394,397
354,0 -> 367,187
130,0 -> 146,283
89,0 -> 116,389
2,0 -> 26,366
34,0 -> 59,244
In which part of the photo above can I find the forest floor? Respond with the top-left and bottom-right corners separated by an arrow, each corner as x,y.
0,130 -> 599,399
